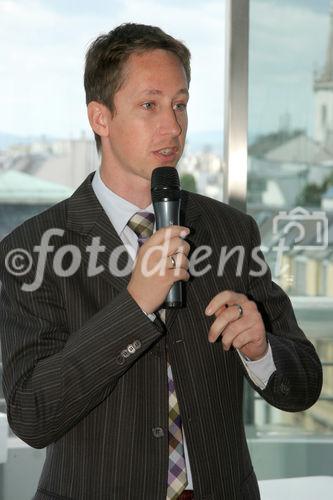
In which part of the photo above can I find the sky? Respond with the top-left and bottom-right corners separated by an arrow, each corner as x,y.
0,0 -> 225,140
249,0 -> 331,137
0,0 -> 331,142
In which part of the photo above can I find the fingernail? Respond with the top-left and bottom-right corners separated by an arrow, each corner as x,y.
205,306 -> 212,315
180,228 -> 190,238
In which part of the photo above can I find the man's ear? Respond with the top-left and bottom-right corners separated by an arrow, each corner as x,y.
87,101 -> 111,138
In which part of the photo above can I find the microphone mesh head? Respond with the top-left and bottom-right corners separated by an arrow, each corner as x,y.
151,167 -> 180,202
151,167 -> 180,190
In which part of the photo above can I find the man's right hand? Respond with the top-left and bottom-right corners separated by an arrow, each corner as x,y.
127,225 -> 191,314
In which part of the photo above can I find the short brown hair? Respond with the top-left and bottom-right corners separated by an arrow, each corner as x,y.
84,23 -> 191,152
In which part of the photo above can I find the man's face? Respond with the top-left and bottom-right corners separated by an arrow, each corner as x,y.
103,49 -> 189,181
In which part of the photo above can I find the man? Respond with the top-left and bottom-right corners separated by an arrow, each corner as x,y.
0,23 -> 322,500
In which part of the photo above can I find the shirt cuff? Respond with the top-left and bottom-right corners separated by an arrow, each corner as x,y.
237,342 -> 276,390
141,308 -> 156,322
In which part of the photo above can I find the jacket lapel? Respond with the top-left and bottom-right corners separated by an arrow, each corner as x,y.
66,172 -> 132,292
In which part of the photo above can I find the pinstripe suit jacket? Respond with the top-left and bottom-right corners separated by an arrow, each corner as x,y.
0,172 -> 322,500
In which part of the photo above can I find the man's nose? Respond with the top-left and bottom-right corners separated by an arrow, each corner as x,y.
159,108 -> 183,137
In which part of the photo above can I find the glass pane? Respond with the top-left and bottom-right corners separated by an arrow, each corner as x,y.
0,3 -> 225,499
0,1 -> 225,244
248,0 -> 333,444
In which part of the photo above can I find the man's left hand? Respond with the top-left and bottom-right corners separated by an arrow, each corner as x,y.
205,291 -> 268,361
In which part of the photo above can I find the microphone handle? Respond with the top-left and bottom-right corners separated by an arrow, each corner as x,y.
153,200 -> 182,308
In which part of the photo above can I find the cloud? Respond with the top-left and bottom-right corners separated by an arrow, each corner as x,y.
1,0 -> 328,141
249,1 -> 330,136
0,0 -> 225,137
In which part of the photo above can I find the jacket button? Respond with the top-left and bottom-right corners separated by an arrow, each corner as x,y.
133,340 -> 141,349
121,349 -> 130,358
127,344 -> 135,354
152,427 -> 164,438
116,355 -> 125,365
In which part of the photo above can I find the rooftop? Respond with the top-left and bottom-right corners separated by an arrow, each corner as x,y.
0,170 -> 73,204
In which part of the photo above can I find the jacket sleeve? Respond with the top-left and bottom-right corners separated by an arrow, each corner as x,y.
0,237 -> 164,449
245,215 -> 322,412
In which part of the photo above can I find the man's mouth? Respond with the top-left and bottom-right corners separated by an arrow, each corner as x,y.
158,148 -> 176,156
153,147 -> 179,162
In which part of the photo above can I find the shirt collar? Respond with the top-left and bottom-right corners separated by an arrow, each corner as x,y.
92,168 -> 154,236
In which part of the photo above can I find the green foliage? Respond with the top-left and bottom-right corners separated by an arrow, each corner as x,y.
296,183 -> 324,206
180,173 -> 197,193
297,172 -> 333,207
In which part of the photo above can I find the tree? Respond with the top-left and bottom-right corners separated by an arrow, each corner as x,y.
296,183 -> 323,207
297,171 -> 333,207
180,173 -> 197,193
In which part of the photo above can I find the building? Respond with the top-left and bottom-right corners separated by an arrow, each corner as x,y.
314,1 -> 333,147
2,137 -> 99,191
0,170 -> 73,240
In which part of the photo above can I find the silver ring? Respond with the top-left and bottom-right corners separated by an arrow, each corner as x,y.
234,303 -> 243,319
169,255 -> 176,268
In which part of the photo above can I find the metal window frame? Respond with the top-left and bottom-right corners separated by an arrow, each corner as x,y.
224,0 -> 254,426
223,0 -> 249,213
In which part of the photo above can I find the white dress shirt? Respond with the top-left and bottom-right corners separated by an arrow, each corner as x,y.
92,167 -> 276,489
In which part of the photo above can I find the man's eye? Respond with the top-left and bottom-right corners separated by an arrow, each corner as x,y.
174,103 -> 187,111
142,102 -> 155,110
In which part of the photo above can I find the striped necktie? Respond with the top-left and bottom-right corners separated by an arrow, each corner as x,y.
127,211 -> 155,247
127,212 -> 188,499
166,343 -> 188,499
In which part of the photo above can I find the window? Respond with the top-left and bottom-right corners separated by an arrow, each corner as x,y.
246,0 -> 333,478
0,1 -> 225,239
0,2 -> 226,498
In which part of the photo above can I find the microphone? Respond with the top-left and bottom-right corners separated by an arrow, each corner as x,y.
151,166 -> 183,308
